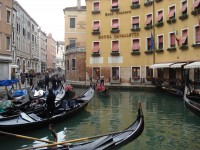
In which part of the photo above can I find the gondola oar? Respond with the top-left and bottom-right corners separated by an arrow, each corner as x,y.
18,128 -> 140,150
0,130 -> 54,143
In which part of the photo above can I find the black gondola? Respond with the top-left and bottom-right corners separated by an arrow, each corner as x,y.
184,86 -> 200,117
24,101 -> 144,150
0,87 -> 94,133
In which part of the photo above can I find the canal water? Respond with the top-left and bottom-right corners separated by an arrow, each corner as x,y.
1,87 -> 200,150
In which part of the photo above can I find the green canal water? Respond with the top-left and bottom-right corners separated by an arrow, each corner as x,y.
1,87 -> 200,150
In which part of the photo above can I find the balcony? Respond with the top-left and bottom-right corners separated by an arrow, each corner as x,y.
110,7 -> 119,12
92,30 -> 100,35
131,27 -> 140,32
167,47 -> 176,51
192,43 -> 200,48
144,24 -> 153,30
110,51 -> 120,56
65,42 -> 86,54
111,28 -> 120,33
156,48 -> 164,53
144,50 -> 153,54
179,45 -> 188,50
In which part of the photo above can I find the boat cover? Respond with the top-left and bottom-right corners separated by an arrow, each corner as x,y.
0,79 -> 19,86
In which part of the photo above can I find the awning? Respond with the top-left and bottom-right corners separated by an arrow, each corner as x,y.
11,64 -> 19,68
170,63 -> 186,68
150,63 -> 173,69
184,62 -> 200,69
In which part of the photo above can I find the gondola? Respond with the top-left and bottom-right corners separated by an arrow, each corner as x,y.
161,84 -> 183,97
0,85 -> 67,120
184,86 -> 200,117
95,83 -> 109,97
24,101 -> 144,150
0,86 -> 94,133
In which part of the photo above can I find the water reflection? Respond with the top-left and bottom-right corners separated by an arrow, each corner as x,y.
1,88 -> 200,150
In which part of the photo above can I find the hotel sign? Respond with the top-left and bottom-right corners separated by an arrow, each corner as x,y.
98,33 -> 139,39
105,10 -> 131,16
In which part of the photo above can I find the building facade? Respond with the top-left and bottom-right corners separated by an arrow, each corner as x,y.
56,41 -> 65,74
13,1 -> 39,74
46,33 -> 56,72
63,0 -> 86,81
38,27 -> 47,74
0,0 -> 13,79
85,0 -> 200,85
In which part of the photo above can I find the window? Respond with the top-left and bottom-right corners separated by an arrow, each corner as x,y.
111,19 -> 119,29
93,21 -> 100,31
194,68 -> 200,81
195,26 -> 200,44
112,67 -> 119,80
146,66 -> 153,80
158,35 -> 163,49
67,60 -> 69,70
70,18 -> 75,28
111,0 -> 119,8
147,37 -> 153,50
132,0 -> 139,5
6,9 -> 11,24
93,2 -> 100,11
72,59 -> 76,70
0,33 -> 1,50
169,32 -> 176,47
6,36 -> 11,50
112,40 -> 119,52
156,10 -> 163,22
181,1 -> 187,15
132,39 -> 140,51
0,4 -> 1,21
168,6 -> 175,19
92,42 -> 100,53
180,29 -> 188,46
32,34 -> 34,42
23,28 -> 26,36
145,14 -> 152,26
93,67 -> 100,80
69,39 -> 76,48
32,24 -> 34,32
132,67 -> 140,79
132,17 -> 139,29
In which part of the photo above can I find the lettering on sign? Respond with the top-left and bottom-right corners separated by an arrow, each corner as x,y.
105,10 -> 131,16
98,33 -> 139,39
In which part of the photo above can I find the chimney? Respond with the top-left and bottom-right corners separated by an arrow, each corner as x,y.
77,0 -> 81,9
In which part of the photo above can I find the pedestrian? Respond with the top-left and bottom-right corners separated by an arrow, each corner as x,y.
100,74 -> 104,86
46,89 -> 56,118
45,72 -> 50,90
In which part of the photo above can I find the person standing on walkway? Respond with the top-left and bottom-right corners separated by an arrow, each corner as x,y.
45,72 -> 50,90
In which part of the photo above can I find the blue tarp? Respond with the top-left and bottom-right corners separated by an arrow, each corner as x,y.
0,79 -> 19,86
12,89 -> 27,97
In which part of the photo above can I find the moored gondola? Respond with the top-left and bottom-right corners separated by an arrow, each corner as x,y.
0,86 -> 94,133
22,101 -> 144,150
184,86 -> 200,117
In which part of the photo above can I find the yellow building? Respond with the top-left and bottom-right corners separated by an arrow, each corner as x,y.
63,0 -> 87,81
85,0 -> 200,85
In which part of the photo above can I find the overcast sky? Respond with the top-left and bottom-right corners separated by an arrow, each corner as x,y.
16,0 -> 86,41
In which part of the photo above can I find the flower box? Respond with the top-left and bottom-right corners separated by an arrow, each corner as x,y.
155,21 -> 164,27
156,49 -> 164,53
111,29 -> 120,33
144,1 -> 153,7
110,8 -> 119,12
191,8 -> 200,16
131,28 -> 140,32
167,47 -> 176,51
92,10 -> 100,14
179,45 -> 188,50
110,52 -> 120,56
131,51 -> 140,55
92,31 -> 100,35
167,18 -> 176,24
131,4 -> 140,9
145,50 -> 153,54
192,43 -> 200,48
91,53 -> 100,57
179,14 -> 188,20
144,25 -> 153,30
